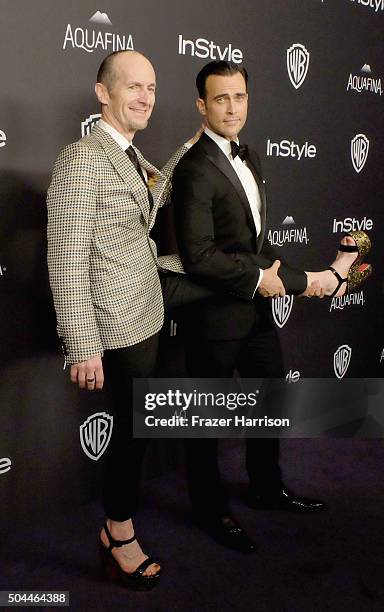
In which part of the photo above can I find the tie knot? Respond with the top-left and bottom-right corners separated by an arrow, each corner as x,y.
230,141 -> 248,161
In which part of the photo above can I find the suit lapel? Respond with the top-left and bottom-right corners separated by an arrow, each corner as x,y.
246,150 -> 267,253
198,133 -> 256,233
91,126 -> 158,223
134,147 -> 168,228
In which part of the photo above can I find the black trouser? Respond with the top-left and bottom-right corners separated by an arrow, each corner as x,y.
184,303 -> 284,521
102,273 -> 213,521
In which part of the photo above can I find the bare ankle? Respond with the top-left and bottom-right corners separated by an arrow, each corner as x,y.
108,518 -> 134,538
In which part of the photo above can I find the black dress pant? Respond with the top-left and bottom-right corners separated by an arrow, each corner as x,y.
184,300 -> 284,521
102,273 -> 213,521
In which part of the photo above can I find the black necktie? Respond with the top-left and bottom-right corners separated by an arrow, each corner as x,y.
125,145 -> 153,209
230,141 -> 248,161
126,145 -> 146,184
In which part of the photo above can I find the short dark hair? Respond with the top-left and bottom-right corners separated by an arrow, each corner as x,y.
196,61 -> 248,99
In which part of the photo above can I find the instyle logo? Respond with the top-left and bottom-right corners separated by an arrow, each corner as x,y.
286,370 -> 301,383
332,216 -> 373,233
350,0 -> 384,12
80,412 -> 113,461
177,34 -> 243,63
0,458 -> 12,474
266,139 -> 316,160
330,290 -> 365,312
334,345 -> 352,379
272,295 -> 294,329
286,44 -> 310,89
268,217 -> 309,247
63,12 -> 134,53
0,129 -> 6,148
351,134 -> 370,173
81,113 -> 101,137
347,64 -> 382,96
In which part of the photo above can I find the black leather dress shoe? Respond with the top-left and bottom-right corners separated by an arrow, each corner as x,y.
194,515 -> 256,553
247,487 -> 327,514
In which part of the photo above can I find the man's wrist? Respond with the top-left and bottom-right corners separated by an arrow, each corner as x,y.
252,269 -> 263,297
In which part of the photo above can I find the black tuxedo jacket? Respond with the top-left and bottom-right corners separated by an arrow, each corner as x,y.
172,132 -> 306,340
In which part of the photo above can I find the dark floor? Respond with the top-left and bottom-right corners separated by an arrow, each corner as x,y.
2,439 -> 384,611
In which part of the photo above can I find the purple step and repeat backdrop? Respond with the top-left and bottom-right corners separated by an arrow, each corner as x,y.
0,0 -> 383,525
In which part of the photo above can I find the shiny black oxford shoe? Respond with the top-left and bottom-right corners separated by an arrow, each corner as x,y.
247,487 -> 327,514
194,514 -> 257,553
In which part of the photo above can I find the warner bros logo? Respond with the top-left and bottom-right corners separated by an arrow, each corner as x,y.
333,345 -> 352,379
81,113 -> 101,137
80,412 -> 113,461
272,295 -> 294,329
287,44 -> 310,89
351,134 -> 370,173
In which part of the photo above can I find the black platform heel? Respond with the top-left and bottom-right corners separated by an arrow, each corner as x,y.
99,523 -> 161,591
328,230 -> 372,298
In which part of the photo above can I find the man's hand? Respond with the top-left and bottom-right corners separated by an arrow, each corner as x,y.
70,353 -> 104,391
300,280 -> 326,299
257,260 -> 286,298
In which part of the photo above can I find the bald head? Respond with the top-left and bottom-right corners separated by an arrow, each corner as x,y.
96,50 -> 154,92
94,50 -> 156,141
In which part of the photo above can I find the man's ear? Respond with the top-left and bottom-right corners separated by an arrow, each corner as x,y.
196,97 -> 207,117
95,82 -> 109,105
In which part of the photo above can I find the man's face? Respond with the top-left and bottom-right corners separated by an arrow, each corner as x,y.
197,72 -> 248,140
96,52 -> 156,138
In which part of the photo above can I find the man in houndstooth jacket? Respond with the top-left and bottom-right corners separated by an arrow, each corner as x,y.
47,50 -> 209,588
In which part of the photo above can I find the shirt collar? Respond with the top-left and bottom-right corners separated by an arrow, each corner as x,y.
98,118 -> 132,151
204,127 -> 239,159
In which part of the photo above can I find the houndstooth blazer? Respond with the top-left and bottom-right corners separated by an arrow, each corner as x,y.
47,124 -> 187,365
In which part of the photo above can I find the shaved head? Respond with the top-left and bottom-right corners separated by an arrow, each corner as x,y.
96,50 -> 154,91
94,50 -> 156,140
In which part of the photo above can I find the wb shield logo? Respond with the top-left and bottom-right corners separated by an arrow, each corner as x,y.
272,295 -> 294,329
333,345 -> 352,379
80,412 -> 113,461
81,113 -> 101,137
351,134 -> 369,173
287,44 -> 310,89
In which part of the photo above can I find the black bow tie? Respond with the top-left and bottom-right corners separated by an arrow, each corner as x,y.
230,141 -> 248,161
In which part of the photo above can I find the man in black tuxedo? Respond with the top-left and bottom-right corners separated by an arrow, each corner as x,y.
172,61 -> 325,553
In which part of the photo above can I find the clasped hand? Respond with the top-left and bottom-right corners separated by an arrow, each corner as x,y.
70,353 -> 104,391
257,260 -> 285,298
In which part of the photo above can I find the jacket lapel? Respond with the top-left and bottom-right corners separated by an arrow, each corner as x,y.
91,125 -> 155,223
134,147 -> 168,228
199,133 -> 256,233
246,150 -> 267,253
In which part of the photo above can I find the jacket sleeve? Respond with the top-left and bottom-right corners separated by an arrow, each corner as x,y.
47,143 -> 103,364
173,158 -> 261,301
154,145 -> 189,208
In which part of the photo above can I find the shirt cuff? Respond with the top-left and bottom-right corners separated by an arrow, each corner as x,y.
252,269 -> 263,298
184,142 -> 193,149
